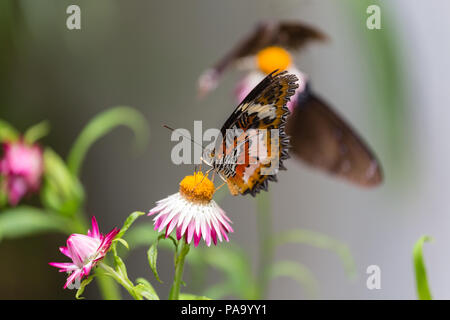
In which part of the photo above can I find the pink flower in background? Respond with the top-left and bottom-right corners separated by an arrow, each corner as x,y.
0,140 -> 43,205
49,216 -> 119,289
148,172 -> 233,247
233,46 -> 306,112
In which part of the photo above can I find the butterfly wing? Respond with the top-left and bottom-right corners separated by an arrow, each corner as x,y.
198,20 -> 325,97
214,71 -> 298,196
286,88 -> 383,187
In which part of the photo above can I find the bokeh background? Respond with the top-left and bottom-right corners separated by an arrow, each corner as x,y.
1,0 -> 449,299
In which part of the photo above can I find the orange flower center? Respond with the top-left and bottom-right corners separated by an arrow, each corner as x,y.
179,172 -> 215,204
256,46 -> 292,75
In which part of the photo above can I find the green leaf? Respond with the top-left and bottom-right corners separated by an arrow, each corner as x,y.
115,211 -> 145,240
0,206 -> 70,241
113,254 -> 128,279
0,119 -> 18,142
147,241 -> 162,283
122,222 -> 159,249
164,234 -> 179,252
134,278 -> 159,300
114,238 -> 129,250
95,266 -> 122,300
40,148 -> 84,216
23,121 -> 50,144
75,275 -> 95,300
413,235 -> 433,300
0,188 -> 7,209
203,282 -> 233,300
269,260 -> 319,299
201,246 -> 257,299
273,229 -> 356,279
67,106 -> 149,177
179,293 -> 212,300
98,262 -> 139,300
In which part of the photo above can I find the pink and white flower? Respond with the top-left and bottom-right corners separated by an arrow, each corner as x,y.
49,216 -> 119,288
0,140 -> 43,205
148,172 -> 233,247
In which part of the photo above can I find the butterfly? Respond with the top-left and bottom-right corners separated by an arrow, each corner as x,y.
198,20 -> 326,97
199,20 -> 383,188
203,70 -> 298,196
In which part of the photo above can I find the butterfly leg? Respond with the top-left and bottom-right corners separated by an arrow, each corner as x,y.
200,156 -> 213,168
215,181 -> 227,192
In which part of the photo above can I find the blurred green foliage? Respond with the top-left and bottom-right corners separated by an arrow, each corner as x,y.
413,235 -> 433,300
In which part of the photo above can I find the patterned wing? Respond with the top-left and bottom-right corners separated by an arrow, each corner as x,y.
214,71 -> 299,196
286,86 -> 383,187
198,20 -> 325,97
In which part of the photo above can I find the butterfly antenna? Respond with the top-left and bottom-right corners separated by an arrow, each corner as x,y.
163,124 -> 209,167
163,124 -> 206,152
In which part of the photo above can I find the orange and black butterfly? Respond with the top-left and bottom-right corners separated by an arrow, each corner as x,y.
203,70 -> 298,196
199,20 -> 383,188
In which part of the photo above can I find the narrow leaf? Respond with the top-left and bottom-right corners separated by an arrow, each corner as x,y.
40,148 -> 84,216
413,235 -> 433,300
113,254 -> 128,280
148,241 -> 162,283
115,211 -> 145,240
135,278 -> 159,300
0,119 -> 18,141
202,282 -> 233,300
179,293 -> 212,300
75,275 -> 95,300
269,260 -> 319,299
23,121 -> 50,144
0,206 -> 70,241
273,229 -> 356,279
67,106 -> 149,177
114,238 -> 129,250
122,222 -> 159,249
94,267 -> 122,300
202,246 -> 256,299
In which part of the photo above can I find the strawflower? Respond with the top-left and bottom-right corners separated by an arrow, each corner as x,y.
49,216 -> 119,288
0,140 -> 43,205
148,172 -> 233,247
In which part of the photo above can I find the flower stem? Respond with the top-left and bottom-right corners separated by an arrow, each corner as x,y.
95,261 -> 122,300
99,262 -> 141,300
256,191 -> 273,299
168,240 -> 190,300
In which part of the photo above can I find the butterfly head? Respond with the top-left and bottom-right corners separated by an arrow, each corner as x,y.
201,145 -> 217,168
256,46 -> 292,75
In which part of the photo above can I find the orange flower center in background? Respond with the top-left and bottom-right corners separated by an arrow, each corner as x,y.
256,46 -> 292,75
179,172 -> 215,204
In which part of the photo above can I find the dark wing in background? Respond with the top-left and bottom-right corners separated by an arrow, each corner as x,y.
286,89 -> 383,187
198,20 -> 326,97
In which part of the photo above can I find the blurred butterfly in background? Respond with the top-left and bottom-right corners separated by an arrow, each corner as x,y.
198,20 -> 383,187
202,70 -> 298,196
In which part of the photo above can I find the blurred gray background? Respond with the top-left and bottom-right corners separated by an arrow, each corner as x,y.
1,0 -> 449,299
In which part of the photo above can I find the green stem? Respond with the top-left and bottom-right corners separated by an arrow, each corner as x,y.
256,192 -> 273,299
99,262 -> 141,300
95,259 -> 122,300
168,241 -> 190,300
